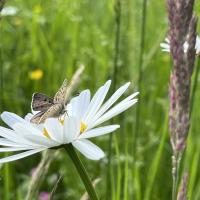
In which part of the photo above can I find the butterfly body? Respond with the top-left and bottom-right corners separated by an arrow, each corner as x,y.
31,79 -> 67,124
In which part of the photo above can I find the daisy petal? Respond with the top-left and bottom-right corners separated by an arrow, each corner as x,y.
0,138 -> 30,147
0,147 -> 35,152
79,125 -> 120,139
76,90 -> 91,119
83,80 -> 111,124
63,116 -> 80,143
0,148 -> 46,164
69,90 -> 91,120
24,113 -> 34,122
24,113 -> 44,131
113,92 -> 139,107
162,49 -> 170,52
45,118 -> 63,143
94,99 -> 138,127
13,123 -> 57,147
0,126 -> 33,145
165,38 -> 169,43
160,43 -> 169,49
72,139 -> 105,160
1,112 -> 26,128
89,83 -> 132,126
195,36 -> 200,54
70,96 -> 81,117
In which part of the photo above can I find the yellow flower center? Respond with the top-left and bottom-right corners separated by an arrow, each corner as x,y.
59,119 -> 64,125
58,113 -> 67,125
80,122 -> 87,134
43,128 -> 50,138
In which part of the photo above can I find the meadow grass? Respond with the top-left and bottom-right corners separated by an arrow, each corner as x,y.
0,0 -> 200,199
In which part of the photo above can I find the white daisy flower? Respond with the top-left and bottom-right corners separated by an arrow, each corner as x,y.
0,80 -> 138,163
0,6 -> 18,16
160,36 -> 200,55
67,80 -> 138,132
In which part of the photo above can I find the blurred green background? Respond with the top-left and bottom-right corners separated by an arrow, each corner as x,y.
0,0 -> 200,199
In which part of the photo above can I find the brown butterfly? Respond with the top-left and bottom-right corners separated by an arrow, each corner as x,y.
30,79 -> 67,124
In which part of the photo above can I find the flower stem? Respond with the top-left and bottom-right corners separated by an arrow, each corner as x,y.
64,144 -> 99,200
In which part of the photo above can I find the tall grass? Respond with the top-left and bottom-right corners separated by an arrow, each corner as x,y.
106,0 -> 121,199
0,0 -> 200,199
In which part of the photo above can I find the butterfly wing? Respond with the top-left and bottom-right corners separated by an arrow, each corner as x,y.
30,111 -> 45,124
53,79 -> 67,104
38,104 -> 63,123
31,93 -> 54,111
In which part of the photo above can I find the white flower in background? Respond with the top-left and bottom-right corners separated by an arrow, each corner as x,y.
0,80 -> 138,163
160,36 -> 200,55
0,6 -> 18,16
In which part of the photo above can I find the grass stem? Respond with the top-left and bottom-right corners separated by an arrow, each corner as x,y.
172,153 -> 181,200
106,0 -> 121,198
134,0 -> 147,153
133,1 -> 147,199
190,58 -> 200,117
